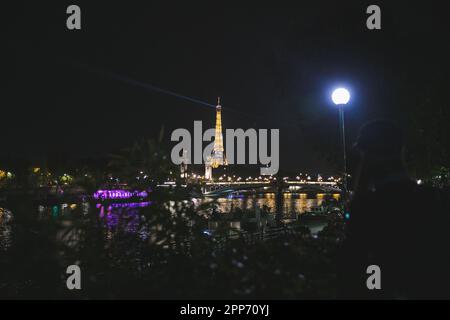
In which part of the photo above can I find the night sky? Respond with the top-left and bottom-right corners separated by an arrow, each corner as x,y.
3,1 -> 450,174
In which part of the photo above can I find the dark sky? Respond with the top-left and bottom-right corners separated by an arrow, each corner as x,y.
3,1 -> 450,174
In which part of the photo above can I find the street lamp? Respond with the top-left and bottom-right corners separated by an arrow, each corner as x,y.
331,87 -> 350,194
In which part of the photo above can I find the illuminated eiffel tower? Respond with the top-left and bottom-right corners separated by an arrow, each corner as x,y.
211,97 -> 227,168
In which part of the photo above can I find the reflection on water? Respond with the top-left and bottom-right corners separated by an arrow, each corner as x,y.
0,207 -> 12,251
37,202 -> 91,219
97,202 -> 152,239
200,193 -> 340,216
0,192 -> 340,250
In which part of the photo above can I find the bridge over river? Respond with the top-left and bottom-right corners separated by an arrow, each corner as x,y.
202,180 -> 341,197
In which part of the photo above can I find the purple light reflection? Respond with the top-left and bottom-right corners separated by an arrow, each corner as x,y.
93,189 -> 149,200
97,201 -> 152,210
97,201 -> 152,238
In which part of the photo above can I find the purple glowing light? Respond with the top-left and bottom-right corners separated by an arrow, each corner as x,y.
99,201 -> 153,209
93,189 -> 149,200
97,201 -> 152,238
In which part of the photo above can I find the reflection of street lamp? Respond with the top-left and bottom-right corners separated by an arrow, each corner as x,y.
332,88 -> 350,193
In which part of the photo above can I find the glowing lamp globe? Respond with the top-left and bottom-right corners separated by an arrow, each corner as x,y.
332,88 -> 350,105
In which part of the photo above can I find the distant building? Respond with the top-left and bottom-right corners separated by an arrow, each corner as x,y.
205,97 -> 227,180
211,97 -> 227,168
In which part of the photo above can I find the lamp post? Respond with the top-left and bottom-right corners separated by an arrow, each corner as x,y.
331,88 -> 350,194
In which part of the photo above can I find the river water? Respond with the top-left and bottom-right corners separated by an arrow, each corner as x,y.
205,192 -> 340,215
0,192 -> 340,250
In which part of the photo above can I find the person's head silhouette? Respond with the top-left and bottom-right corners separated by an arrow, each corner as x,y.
352,120 -> 408,192
354,120 -> 404,159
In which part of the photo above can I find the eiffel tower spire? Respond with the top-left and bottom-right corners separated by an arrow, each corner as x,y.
211,97 -> 227,168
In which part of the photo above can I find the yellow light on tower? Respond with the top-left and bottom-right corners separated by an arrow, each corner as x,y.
211,97 -> 227,168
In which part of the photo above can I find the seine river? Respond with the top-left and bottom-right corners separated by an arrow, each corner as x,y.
0,192 -> 340,250
204,193 -> 340,215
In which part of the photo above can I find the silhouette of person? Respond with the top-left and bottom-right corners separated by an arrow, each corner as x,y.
338,120 -> 450,299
